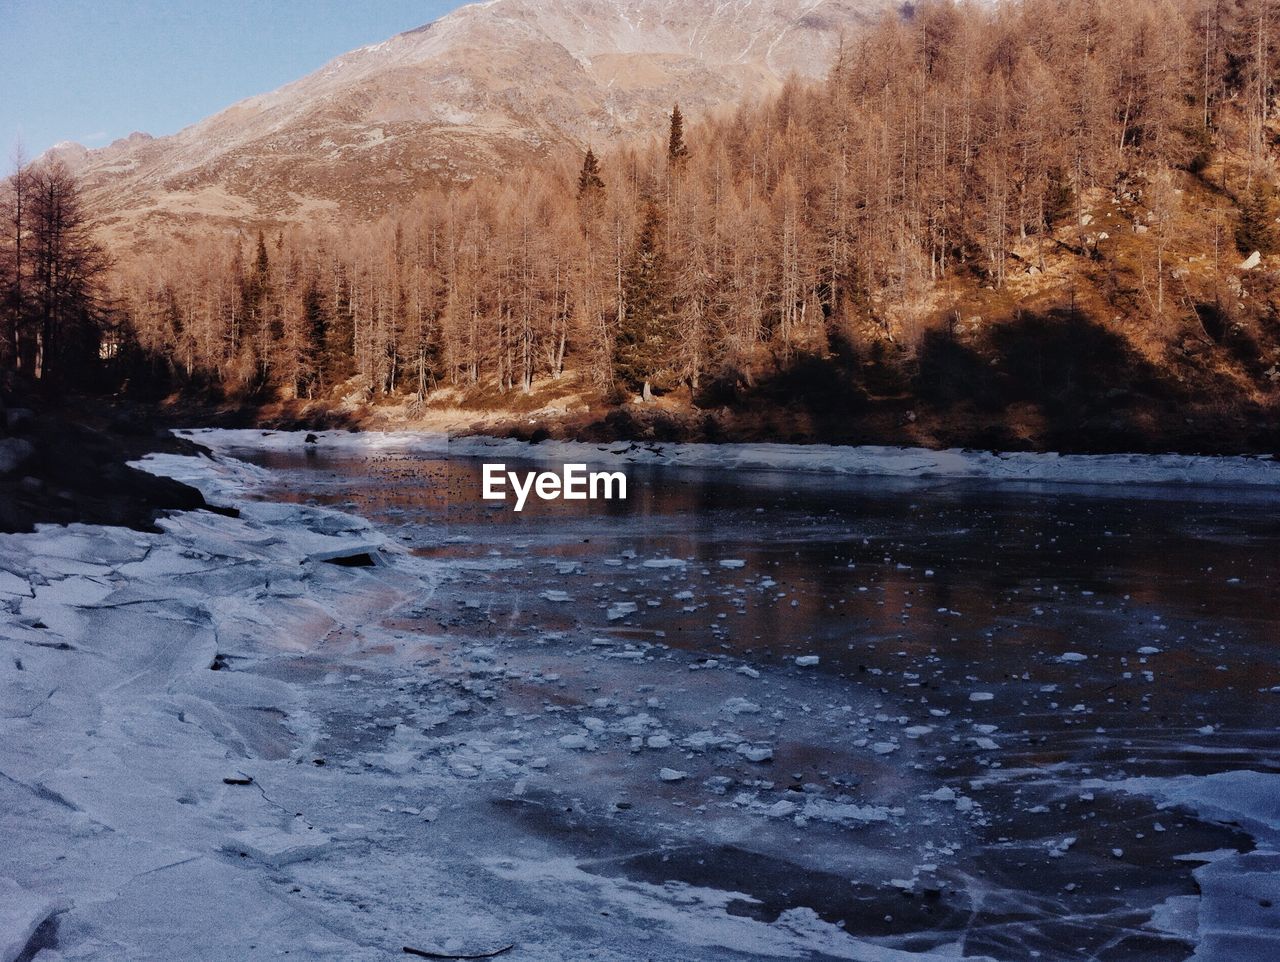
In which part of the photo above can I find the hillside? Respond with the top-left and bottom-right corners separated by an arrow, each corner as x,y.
46,0 -> 896,244
8,0 -> 1280,456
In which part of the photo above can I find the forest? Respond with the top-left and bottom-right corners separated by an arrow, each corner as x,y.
4,0 -> 1280,451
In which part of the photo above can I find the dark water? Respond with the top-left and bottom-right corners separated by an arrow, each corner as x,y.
239,446 -> 1280,960
245,448 -> 1280,729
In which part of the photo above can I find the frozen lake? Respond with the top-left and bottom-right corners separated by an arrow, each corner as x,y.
2,433 -> 1278,961
242,441 -> 1280,960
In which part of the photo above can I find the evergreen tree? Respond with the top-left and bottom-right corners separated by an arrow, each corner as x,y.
667,105 -> 689,166
1236,181 -> 1274,255
1043,166 -> 1073,228
304,279 -> 328,392
615,203 -> 675,399
255,230 -> 270,278
577,148 -> 605,198
240,230 -> 270,347
326,267 -> 356,384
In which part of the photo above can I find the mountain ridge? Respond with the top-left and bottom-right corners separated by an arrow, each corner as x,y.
49,0 -> 897,242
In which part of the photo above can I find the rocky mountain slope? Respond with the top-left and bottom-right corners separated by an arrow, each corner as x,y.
50,0 -> 896,241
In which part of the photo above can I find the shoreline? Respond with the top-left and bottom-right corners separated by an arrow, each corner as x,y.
0,400 -> 229,535
181,427 -> 1280,495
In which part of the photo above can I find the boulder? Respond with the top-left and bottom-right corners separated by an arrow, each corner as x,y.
0,438 -> 34,476
5,408 -> 34,433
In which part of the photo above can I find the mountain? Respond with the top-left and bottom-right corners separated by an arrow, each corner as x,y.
48,0 -> 898,242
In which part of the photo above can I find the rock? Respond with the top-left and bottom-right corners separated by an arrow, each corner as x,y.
0,439 -> 34,477
304,433 -> 319,444
4,408 -> 34,433
107,412 -> 153,436
658,767 -> 688,782
1240,250 -> 1262,270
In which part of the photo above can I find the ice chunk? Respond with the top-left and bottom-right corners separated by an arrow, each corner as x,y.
802,799 -> 896,824
0,877 -> 60,962
378,751 -> 418,775
1059,652 -> 1088,663
222,826 -> 332,868
970,691 -> 994,702
795,655 -> 820,667
658,767 -> 688,782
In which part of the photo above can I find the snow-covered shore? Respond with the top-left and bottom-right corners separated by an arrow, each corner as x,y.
182,428 -> 1280,493
2,438 -> 1278,960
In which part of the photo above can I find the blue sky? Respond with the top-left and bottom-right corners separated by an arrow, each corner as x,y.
0,0 -> 467,161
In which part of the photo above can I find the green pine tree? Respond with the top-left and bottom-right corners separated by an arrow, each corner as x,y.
667,105 -> 689,166
1236,181 -> 1275,255
303,279 -> 328,394
239,230 -> 271,346
1043,166 -> 1073,228
577,148 -> 605,198
615,203 -> 675,398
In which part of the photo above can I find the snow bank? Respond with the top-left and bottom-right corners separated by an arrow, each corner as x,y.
180,428 -> 1280,492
